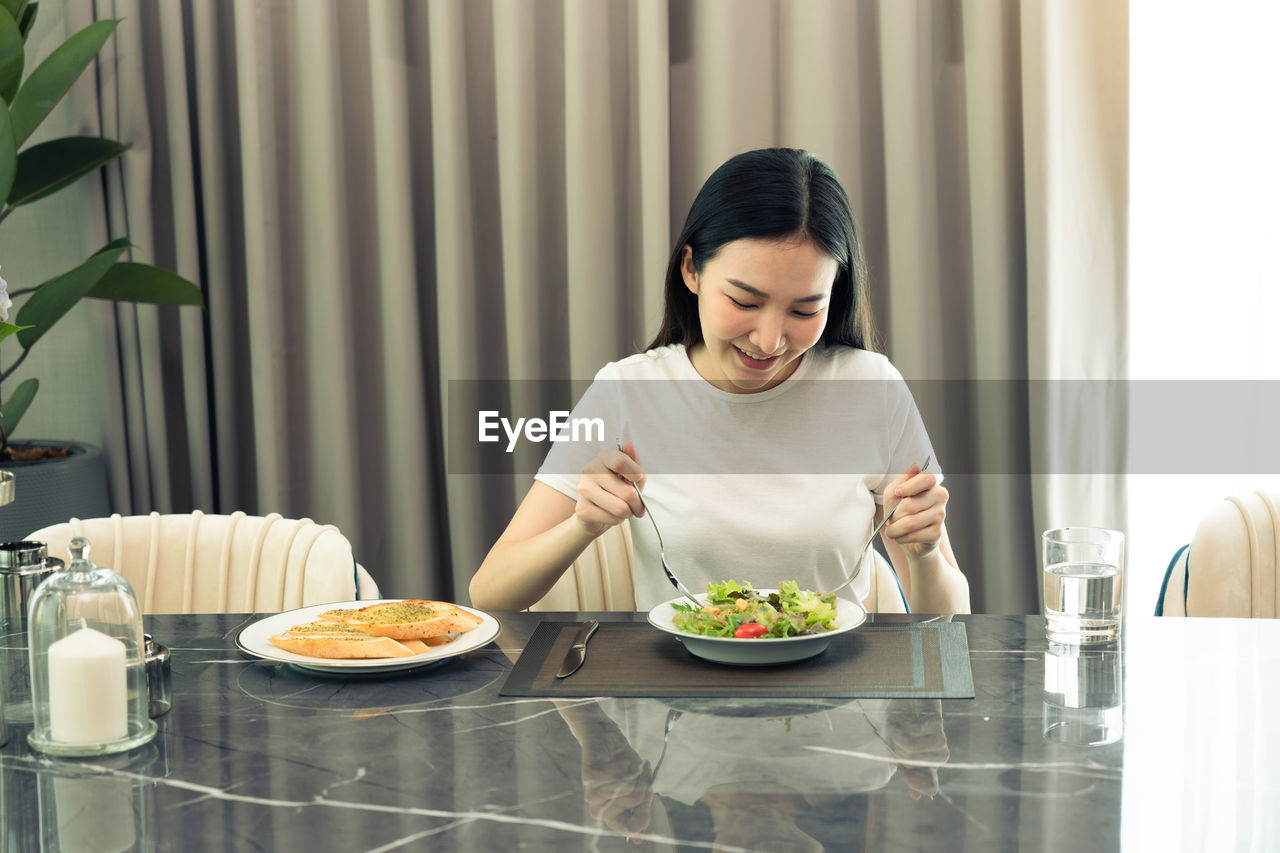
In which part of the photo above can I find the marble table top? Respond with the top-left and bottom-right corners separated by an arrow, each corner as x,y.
2,612 -> 1277,852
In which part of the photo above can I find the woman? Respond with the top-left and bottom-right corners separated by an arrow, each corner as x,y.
470,148 -> 968,614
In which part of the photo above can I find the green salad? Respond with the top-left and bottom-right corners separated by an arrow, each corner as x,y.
670,580 -> 840,639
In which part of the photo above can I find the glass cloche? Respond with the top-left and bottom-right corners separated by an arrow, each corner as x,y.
27,537 -> 157,756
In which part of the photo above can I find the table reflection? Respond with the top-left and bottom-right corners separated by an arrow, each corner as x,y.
556,695 -> 949,848
36,744 -> 159,853
1042,642 -> 1123,746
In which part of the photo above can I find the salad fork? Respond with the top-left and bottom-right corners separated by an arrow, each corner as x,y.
827,455 -> 931,598
615,440 -> 702,608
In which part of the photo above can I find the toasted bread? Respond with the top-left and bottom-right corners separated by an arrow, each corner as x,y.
318,608 -> 360,622
284,621 -> 375,636
268,632 -> 417,659
343,600 -> 482,640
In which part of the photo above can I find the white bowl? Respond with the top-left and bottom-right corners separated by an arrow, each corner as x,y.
646,590 -> 867,666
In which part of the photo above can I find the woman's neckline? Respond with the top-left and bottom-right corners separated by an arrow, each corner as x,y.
674,343 -> 818,402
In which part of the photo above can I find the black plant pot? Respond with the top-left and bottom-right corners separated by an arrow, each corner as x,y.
0,442 -> 111,542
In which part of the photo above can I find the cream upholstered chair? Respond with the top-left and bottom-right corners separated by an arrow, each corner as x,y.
1157,490 -> 1280,618
529,522 -> 908,613
25,511 -> 380,614
529,519 -> 638,610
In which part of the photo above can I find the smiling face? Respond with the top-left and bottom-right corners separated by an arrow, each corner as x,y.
681,236 -> 838,393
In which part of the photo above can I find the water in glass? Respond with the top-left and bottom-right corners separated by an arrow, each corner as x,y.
1043,561 -> 1120,644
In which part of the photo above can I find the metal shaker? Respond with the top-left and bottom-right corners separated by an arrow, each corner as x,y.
144,634 -> 172,718
0,472 -> 11,744
0,541 -> 64,727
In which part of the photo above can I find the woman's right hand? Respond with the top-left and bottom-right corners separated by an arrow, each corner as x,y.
574,440 -> 647,537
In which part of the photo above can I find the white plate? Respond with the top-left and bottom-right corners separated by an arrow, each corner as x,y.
646,591 -> 866,666
236,600 -> 500,674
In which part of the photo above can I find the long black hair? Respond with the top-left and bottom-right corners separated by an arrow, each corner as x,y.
645,148 -> 876,352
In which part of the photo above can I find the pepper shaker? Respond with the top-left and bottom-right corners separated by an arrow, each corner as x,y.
144,634 -> 171,718
0,540 -> 63,727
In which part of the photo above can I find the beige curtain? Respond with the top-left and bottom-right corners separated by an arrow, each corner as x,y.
49,0 -> 1125,611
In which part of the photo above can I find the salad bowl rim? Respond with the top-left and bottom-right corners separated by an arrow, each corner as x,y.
645,588 -> 867,645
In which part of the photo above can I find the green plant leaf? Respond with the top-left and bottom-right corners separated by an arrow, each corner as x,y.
0,375 -> 37,441
8,18 -> 117,145
0,102 -> 13,202
0,10 -> 23,104
14,240 -> 128,350
17,3 -> 35,40
5,136 -> 127,207
0,320 -> 28,343
94,236 -> 132,256
88,262 -> 204,306
0,1 -> 20,21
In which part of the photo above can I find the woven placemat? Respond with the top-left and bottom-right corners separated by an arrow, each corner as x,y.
500,620 -> 974,698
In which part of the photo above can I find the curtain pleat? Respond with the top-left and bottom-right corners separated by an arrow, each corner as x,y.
494,0 -> 556,384
192,0 -> 249,508
878,0 -> 945,375
366,0 -> 437,589
955,0 -> 1036,613
292,3 -> 360,529
672,0 -> 778,182
151,0 -> 213,511
233,0 -> 288,509
563,0 -> 628,375
776,1 -> 864,182
93,0 -> 151,515
1021,0 -> 1129,574
632,2 -> 671,346
36,0 -> 1127,612
427,0 -> 506,596
490,0 -> 563,514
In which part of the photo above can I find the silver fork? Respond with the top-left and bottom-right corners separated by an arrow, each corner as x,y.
615,440 -> 702,608
827,455 -> 931,597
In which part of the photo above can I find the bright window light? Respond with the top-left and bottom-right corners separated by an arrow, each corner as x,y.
1127,1 -> 1280,622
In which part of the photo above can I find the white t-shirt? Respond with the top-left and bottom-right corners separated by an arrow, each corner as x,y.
535,344 -> 940,610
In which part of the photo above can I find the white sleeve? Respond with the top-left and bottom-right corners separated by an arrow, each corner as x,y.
871,363 -> 941,503
533,365 -> 621,500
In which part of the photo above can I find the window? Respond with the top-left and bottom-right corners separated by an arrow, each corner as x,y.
1127,0 -> 1280,614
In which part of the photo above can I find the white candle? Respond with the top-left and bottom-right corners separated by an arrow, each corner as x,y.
48,627 -> 128,745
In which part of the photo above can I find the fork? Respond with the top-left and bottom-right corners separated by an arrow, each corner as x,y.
827,455 -> 931,597
615,440 -> 702,608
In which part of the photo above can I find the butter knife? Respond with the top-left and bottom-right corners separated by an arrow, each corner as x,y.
555,619 -> 600,678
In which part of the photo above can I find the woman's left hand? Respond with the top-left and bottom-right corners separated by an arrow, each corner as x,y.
882,463 -> 948,559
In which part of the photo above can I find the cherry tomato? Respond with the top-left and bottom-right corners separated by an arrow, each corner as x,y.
734,622 -> 768,639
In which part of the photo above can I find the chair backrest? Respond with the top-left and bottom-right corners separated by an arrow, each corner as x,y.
864,548 -> 910,614
1157,490 -> 1280,617
25,511 -> 380,614
528,522 -> 908,613
529,521 -> 638,611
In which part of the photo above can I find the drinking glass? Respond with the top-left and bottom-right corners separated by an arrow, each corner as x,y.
1041,527 -> 1124,645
